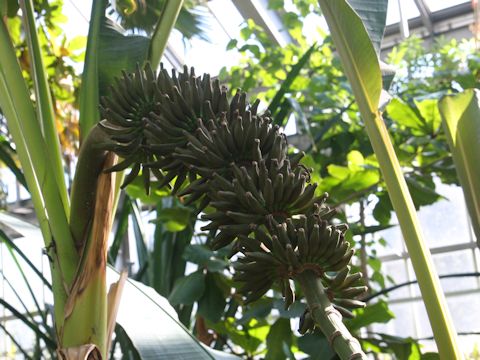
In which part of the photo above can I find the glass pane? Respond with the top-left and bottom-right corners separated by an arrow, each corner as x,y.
447,294 -> 480,333
418,184 -> 471,248
413,300 -> 433,339
163,0 -> 243,75
371,303 -> 417,337
375,224 -> 405,257
381,260 -> 410,299
424,0 -> 470,12
434,250 -> 477,293
386,0 -> 421,25
408,249 -> 477,298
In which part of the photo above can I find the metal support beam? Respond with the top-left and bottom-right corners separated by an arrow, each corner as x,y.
413,0 -> 434,35
381,2 -> 474,56
397,0 -> 410,38
231,0 -> 293,47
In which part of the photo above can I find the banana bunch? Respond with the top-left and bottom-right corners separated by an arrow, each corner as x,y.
99,63 -> 273,195
198,157 -> 326,250
99,63 -> 367,317
231,213 -> 365,310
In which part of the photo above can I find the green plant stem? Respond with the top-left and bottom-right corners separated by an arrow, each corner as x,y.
364,111 -> 461,359
296,270 -> 367,360
20,0 -> 69,216
149,0 -> 184,69
78,0 -> 105,140
0,19 -> 78,334
63,152 -> 117,357
70,125 -> 109,249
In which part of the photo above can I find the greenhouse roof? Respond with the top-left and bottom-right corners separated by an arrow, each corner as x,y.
63,0 -> 476,72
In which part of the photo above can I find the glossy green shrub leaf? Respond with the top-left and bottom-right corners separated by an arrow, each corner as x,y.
387,98 -> 426,132
297,331 -> 334,360
210,318 -> 267,355
347,300 -> 394,331
238,299 -> 273,325
152,207 -> 193,232
169,271 -> 206,305
125,177 -> 170,205
197,274 -> 227,323
183,245 -> 228,272
265,318 -> 293,360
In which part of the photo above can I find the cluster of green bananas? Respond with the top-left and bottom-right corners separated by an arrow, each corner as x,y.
100,63 -> 279,196
232,213 -> 366,310
99,64 -> 366,314
198,157 -> 325,250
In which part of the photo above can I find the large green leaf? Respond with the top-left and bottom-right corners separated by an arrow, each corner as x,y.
78,0 -> 104,139
20,0 -> 68,210
316,2 -> 462,357
346,0 -> 394,91
347,0 -> 387,55
98,18 -> 150,98
439,89 -> 480,246
317,0 -> 381,112
107,270 -> 234,360
79,4 -> 150,138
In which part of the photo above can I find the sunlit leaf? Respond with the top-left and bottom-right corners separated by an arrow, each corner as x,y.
152,207 -> 192,232
439,89 -> 480,246
265,318 -> 292,360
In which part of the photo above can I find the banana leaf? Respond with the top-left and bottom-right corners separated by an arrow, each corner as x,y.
438,89 -> 480,247
0,212 -> 240,360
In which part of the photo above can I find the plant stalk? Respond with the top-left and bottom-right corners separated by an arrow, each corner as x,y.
316,0 -> 462,357
149,0 -> 184,69
296,270 -> 367,360
364,111 -> 461,359
20,0 -> 70,216
78,0 -> 105,140
61,152 -> 117,357
0,19 -> 78,335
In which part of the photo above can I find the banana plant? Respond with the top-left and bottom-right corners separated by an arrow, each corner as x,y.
0,0 -> 184,357
315,0 -> 462,358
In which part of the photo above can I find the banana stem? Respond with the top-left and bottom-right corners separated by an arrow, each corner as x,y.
70,125 -> 110,250
296,270 -> 367,360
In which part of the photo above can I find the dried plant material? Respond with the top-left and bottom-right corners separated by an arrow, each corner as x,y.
57,344 -> 102,360
106,270 -> 128,352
